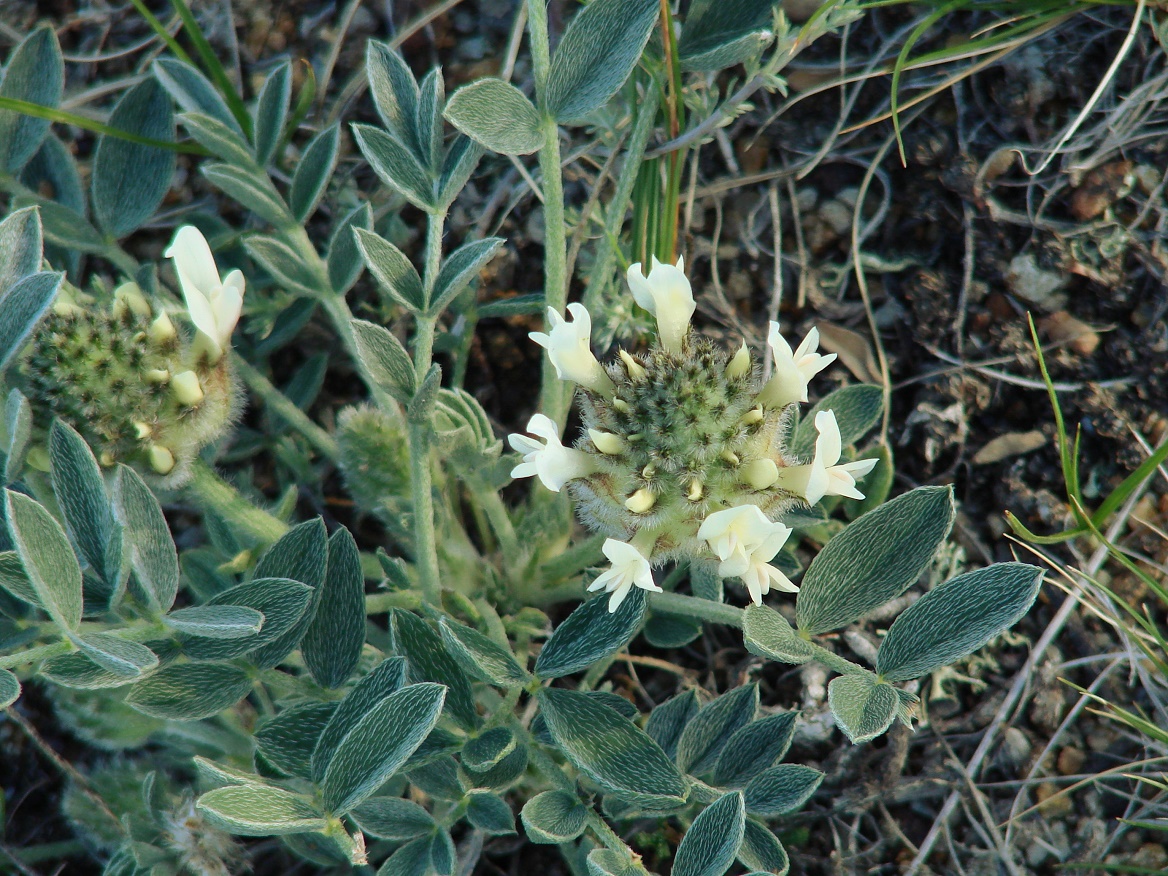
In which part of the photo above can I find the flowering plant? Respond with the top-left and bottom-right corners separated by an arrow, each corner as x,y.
0,3 -> 1042,875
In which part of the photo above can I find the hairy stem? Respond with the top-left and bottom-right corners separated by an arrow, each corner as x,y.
184,459 -> 289,544
231,352 -> 339,460
648,590 -> 745,627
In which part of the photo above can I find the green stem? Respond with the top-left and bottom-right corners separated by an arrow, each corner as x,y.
475,488 -> 519,559
586,809 -> 636,858
231,352 -> 339,460
185,459 -> 289,544
407,211 -> 447,607
0,639 -> 71,670
647,590 -> 744,627
527,0 -> 569,428
364,590 -> 423,615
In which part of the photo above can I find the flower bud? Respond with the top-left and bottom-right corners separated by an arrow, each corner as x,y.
172,371 -> 205,407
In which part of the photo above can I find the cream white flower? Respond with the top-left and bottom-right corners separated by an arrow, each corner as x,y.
626,255 -> 696,353
773,410 -> 878,505
698,504 -> 797,605
588,538 -> 660,612
529,304 -> 613,394
508,413 -> 598,492
165,226 -> 244,364
757,324 -> 836,408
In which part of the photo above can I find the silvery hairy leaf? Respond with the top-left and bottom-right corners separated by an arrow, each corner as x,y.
444,78 -> 545,155
152,58 -> 241,134
244,235 -> 320,296
0,26 -> 63,174
301,527 -> 366,688
311,656 -> 406,781
438,616 -> 530,687
678,0 -> 778,71
428,236 -> 503,316
163,605 -> 263,638
0,270 -> 60,373
74,633 -> 158,679
827,673 -> 898,744
712,711 -> 797,788
197,784 -> 326,836
738,819 -> 790,875
0,206 -> 42,294
791,383 -> 883,457
672,791 -> 745,876
742,764 -> 823,817
252,61 -> 291,166
254,701 -> 336,779
366,41 -> 421,155
521,789 -> 588,844
645,689 -> 700,760
2,390 -> 31,484
125,661 -> 253,719
178,111 -> 253,165
180,577 -> 313,661
391,609 -> 478,729
49,421 -> 121,591
327,202 -> 373,295
290,123 -> 340,221
535,588 -> 646,678
0,668 -> 19,708
5,488 -> 81,631
676,684 -> 758,777
352,796 -> 436,840
350,318 -> 416,403
113,465 -> 179,613
466,790 -> 516,835
353,227 -> 425,311
202,163 -> 292,227
352,123 -> 434,212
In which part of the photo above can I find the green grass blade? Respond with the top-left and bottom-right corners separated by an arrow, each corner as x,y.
889,2 -> 958,165
126,0 -> 194,66
1092,436 -> 1168,526
0,96 -> 205,154
168,0 -> 253,137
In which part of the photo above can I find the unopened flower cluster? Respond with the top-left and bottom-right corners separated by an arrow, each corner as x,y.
20,227 -> 241,485
510,257 -> 876,611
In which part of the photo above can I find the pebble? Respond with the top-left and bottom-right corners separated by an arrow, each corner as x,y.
999,726 -> 1032,770
1035,781 -> 1074,817
1040,311 -> 1100,356
1056,746 -> 1086,776
1005,252 -> 1068,311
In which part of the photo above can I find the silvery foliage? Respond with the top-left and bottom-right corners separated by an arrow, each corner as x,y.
0,3 -> 1040,875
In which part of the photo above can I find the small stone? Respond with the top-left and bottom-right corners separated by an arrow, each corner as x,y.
1040,311 -> 1100,356
1056,746 -> 1086,776
999,726 -> 1032,770
1006,252 -> 1068,311
1035,781 -> 1074,817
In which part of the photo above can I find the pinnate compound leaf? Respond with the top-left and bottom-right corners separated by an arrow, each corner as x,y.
366,41 -> 420,154
645,689 -> 700,760
0,27 -> 64,174
354,228 -> 425,311
673,791 -> 745,876
538,687 -> 686,807
5,488 -> 81,630
152,58 -> 241,134
438,617 -> 529,687
40,652 -> 139,689
351,318 -> 416,402
587,849 -> 644,876
796,486 -> 955,635
202,163 -> 292,226
742,764 -> 823,817
444,79 -> 544,155
521,790 -> 587,844
876,563 -> 1043,682
352,796 -> 436,840
164,605 -> 263,638
312,657 -> 407,781
322,682 -> 446,814
328,202 -> 373,295
466,791 -> 516,835
437,135 -> 483,209
827,674 -> 898,744
249,518 -> 328,669
546,0 -> 659,122
197,785 -> 326,836
678,0 -> 776,71
92,79 -> 175,238
738,819 -> 789,875
742,604 -> 815,665
290,123 -> 340,221
536,589 -> 646,679
180,577 -> 312,661
253,61 -> 291,166
0,272 -> 62,372
0,551 -> 37,606
125,662 -> 252,719
302,527 -> 366,688
713,711 -> 797,788
254,702 -> 336,779
791,384 -> 883,457
676,684 -> 758,777
178,111 -> 253,165
429,237 -> 503,315
244,235 -> 320,296
50,421 -> 119,587
378,837 -> 431,876
352,123 -> 434,211
76,633 -> 158,678
0,668 -> 19,707
392,610 -> 477,729
3,390 -> 33,484
113,465 -> 179,612
415,68 -> 445,173
0,206 -> 42,293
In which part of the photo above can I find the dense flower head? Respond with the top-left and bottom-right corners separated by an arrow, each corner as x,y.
18,227 -> 243,485
511,259 -> 877,610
